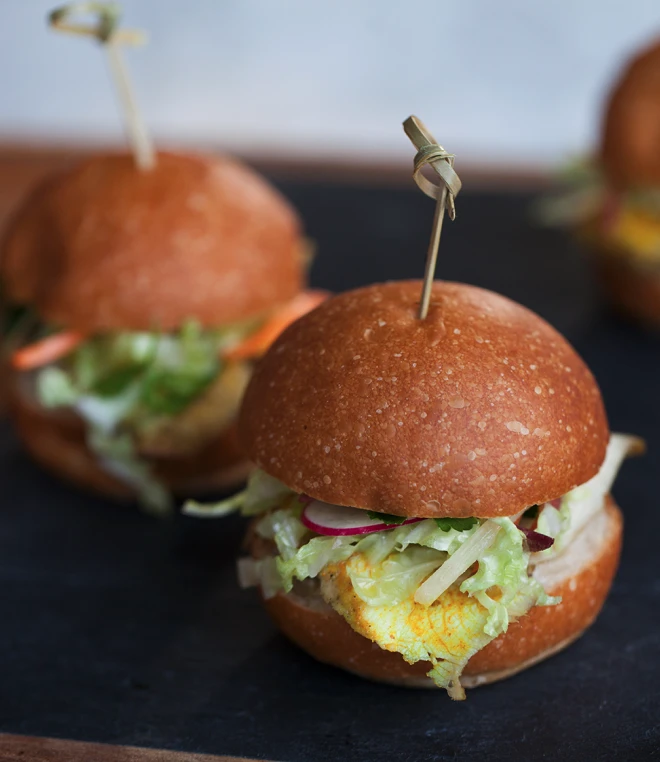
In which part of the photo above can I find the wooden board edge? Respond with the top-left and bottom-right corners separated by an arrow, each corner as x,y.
0,734 -> 270,762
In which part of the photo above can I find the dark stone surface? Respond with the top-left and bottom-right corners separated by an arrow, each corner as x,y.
1,183 -> 658,761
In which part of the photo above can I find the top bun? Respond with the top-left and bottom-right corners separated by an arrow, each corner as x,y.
601,38 -> 660,189
239,281 -> 609,518
1,152 -> 303,332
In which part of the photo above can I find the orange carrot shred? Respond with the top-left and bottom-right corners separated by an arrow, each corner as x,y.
223,290 -> 329,361
11,331 -> 85,371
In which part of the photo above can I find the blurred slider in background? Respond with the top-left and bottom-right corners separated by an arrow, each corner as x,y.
540,37 -> 660,328
0,3 -> 325,516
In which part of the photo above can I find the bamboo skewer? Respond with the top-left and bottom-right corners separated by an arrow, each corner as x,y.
104,41 -> 155,170
403,115 -> 462,319
49,2 -> 155,171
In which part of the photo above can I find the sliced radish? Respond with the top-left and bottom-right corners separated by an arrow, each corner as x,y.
301,500 -> 424,536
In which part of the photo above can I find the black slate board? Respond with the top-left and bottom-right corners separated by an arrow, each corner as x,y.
1,184 -> 659,762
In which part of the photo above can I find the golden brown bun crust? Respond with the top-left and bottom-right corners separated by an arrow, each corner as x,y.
601,38 -> 660,188
240,281 -> 609,518
258,498 -> 622,688
1,152 -> 303,332
7,374 -> 250,498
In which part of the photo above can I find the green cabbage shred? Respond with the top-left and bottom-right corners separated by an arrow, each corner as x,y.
244,492 -> 560,697
268,508 -> 556,631
535,156 -> 660,226
183,469 -> 295,518
35,320 -> 256,515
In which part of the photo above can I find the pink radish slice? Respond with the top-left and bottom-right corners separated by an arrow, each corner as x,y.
301,500 -> 424,536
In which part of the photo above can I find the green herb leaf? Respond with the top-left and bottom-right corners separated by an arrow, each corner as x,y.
434,517 -> 479,532
140,365 -> 219,415
366,511 -> 407,525
523,504 -> 539,520
92,364 -> 145,397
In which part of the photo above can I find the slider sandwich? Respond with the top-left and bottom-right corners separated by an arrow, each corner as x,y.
543,38 -> 660,326
188,280 -> 641,698
2,151 -> 323,514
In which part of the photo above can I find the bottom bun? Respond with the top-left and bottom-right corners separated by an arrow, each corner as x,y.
259,497 -> 622,689
8,374 -> 251,501
580,230 -> 660,327
592,255 -> 660,327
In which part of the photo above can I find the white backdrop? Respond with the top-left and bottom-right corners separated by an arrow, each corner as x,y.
0,0 -> 658,167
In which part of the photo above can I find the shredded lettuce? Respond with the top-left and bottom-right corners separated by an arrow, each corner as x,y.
333,518 -> 556,698
326,548 -> 543,700
256,504 -> 307,555
38,366 -> 78,407
254,504 -> 558,697
234,433 -> 636,698
271,516 -> 471,595
277,534 -> 356,589
536,155 -> 660,232
347,546 -> 444,607
533,158 -> 606,226
238,556 -> 282,599
570,434 -> 640,528
35,320 -> 253,515
265,508 -> 556,623
536,499 -> 571,556
88,429 -> 171,517
241,472 -> 296,517
536,433 -> 641,559
461,517 -> 559,636
183,469 -> 295,518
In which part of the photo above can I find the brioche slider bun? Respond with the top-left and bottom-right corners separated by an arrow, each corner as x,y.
239,281 -> 623,692
241,281 -> 608,516
601,39 -> 660,190
1,151 -> 303,332
2,151 -> 305,504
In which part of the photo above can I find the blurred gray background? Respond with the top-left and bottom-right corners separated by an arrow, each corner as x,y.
0,0 -> 658,167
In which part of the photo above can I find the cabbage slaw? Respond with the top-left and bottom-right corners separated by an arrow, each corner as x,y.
36,319 -> 255,515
